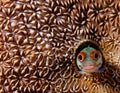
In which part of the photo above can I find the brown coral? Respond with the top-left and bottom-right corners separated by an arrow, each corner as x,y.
0,0 -> 120,93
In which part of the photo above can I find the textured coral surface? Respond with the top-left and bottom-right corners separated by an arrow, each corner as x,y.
0,0 -> 120,93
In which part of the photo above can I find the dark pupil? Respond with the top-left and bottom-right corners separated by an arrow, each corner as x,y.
79,55 -> 82,60
95,53 -> 98,58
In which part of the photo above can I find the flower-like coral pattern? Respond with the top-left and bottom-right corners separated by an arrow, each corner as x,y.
0,0 -> 120,93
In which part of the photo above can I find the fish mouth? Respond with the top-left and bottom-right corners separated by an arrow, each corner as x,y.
84,65 -> 96,70
83,63 -> 102,73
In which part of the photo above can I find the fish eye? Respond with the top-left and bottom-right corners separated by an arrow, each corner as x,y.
95,53 -> 98,58
77,52 -> 86,62
90,51 -> 99,61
